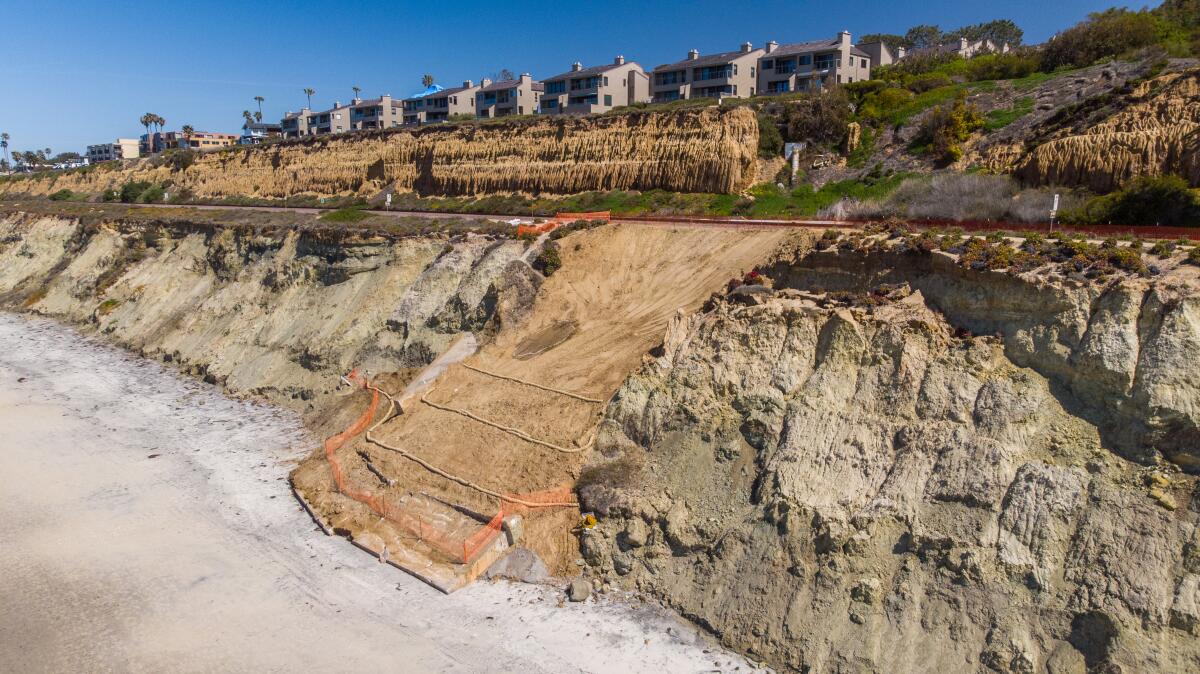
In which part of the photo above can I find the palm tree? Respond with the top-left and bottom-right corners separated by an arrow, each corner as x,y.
182,124 -> 194,137
422,74 -> 434,89
254,95 -> 264,116
303,88 -> 315,109
140,113 -> 153,150
352,86 -> 361,101
243,110 -> 254,127
0,132 -> 9,166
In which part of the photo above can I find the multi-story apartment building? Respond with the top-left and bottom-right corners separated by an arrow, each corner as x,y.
539,57 -> 650,115
306,102 -> 353,135
167,131 -> 240,150
757,32 -> 873,95
280,109 -> 311,138
403,81 -> 480,125
86,138 -> 140,163
349,96 -> 405,131
650,42 -> 764,102
475,73 -> 542,118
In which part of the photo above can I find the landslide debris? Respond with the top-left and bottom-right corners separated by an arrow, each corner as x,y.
579,238 -> 1200,673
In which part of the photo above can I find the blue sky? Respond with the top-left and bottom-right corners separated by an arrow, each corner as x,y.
1,0 -> 1134,153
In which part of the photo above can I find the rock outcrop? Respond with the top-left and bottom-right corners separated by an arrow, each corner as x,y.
0,107 -> 759,200
580,249 -> 1200,673
0,211 -> 536,420
1005,69 -> 1200,191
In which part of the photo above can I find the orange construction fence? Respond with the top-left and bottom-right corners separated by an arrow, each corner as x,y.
516,211 -> 610,237
323,370 -> 575,564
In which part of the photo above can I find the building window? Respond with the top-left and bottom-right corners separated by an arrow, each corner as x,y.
603,76 -> 609,86
762,59 -> 774,70
751,67 -> 755,77
604,94 -> 612,106
518,106 -> 523,114
798,54 -> 812,66
815,54 -> 837,70
546,81 -> 565,94
544,99 -> 558,109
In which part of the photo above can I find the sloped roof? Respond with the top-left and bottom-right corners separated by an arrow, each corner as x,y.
543,61 -> 632,82
654,48 -> 762,71
479,78 -> 544,93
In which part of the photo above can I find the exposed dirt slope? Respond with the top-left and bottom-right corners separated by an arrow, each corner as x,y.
579,244 -> 1200,673
0,107 -> 758,200
291,224 -> 795,574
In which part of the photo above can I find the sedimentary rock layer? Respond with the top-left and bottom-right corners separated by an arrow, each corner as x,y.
0,107 -> 759,200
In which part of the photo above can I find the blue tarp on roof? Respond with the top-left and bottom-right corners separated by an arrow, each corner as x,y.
409,84 -> 444,98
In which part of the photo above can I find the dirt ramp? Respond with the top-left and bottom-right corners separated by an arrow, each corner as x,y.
293,223 -> 797,577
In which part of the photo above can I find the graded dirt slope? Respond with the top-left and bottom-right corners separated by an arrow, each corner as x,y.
292,223 -> 797,574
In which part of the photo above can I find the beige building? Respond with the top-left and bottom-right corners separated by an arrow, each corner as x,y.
86,138 -> 140,163
650,42 -> 764,102
539,57 -> 650,115
758,32 -> 872,95
305,101 -> 353,135
281,108 -> 311,138
403,81 -> 481,125
475,73 -> 542,118
350,96 -> 405,130
857,41 -> 906,68
166,131 -> 240,150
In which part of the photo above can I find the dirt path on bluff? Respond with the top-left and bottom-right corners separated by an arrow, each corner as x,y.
0,313 -> 766,673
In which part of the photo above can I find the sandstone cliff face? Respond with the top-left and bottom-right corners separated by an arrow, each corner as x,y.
0,107 -> 758,200
0,212 -> 537,418
579,252 -> 1200,673
1004,69 -> 1200,191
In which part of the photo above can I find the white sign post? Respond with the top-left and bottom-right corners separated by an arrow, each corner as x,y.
1049,193 -> 1060,232
385,192 -> 392,211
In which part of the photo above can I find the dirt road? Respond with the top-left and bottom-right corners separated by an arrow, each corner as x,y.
0,313 -> 764,673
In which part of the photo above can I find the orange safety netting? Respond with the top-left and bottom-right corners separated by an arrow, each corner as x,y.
323,370 -> 575,564
516,211 -> 610,237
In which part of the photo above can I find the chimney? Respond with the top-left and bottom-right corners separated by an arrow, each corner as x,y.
481,78 -> 493,87
765,40 -> 778,54
519,73 -> 532,83
839,30 -> 851,47
572,61 -> 583,71
614,55 -> 625,65
687,49 -> 699,60
741,41 -> 753,53
463,79 -> 474,88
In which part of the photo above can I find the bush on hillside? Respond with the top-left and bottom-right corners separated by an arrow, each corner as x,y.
1062,175 -> 1200,226
119,181 -> 153,203
137,185 -> 165,204
964,51 -> 1041,81
757,114 -> 784,158
780,87 -> 851,148
1041,9 -> 1163,70
916,91 -> 984,162
48,189 -> 74,201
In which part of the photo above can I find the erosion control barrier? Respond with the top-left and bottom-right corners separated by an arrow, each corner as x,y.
324,369 -> 579,565
516,211 -> 610,237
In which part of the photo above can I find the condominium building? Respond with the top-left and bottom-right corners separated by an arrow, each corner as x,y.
349,96 -> 405,130
475,74 -> 542,118
86,138 -> 140,163
650,42 -> 764,102
306,102 -> 353,135
757,32 -> 873,95
281,109 -> 311,138
403,81 -> 481,125
167,131 -> 240,150
539,57 -> 650,115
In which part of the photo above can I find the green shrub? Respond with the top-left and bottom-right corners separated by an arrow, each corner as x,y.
1063,175 -> 1200,226
163,148 -> 196,172
534,243 -> 561,276
780,87 -> 851,148
916,90 -> 985,162
119,181 -> 153,203
1041,9 -> 1164,70
909,74 -> 953,93
964,51 -> 1041,81
137,185 -> 165,203
48,189 -> 74,201
757,114 -> 784,158
101,189 -> 119,202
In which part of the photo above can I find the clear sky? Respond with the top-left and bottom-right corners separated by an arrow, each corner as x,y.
0,0 -> 1134,153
